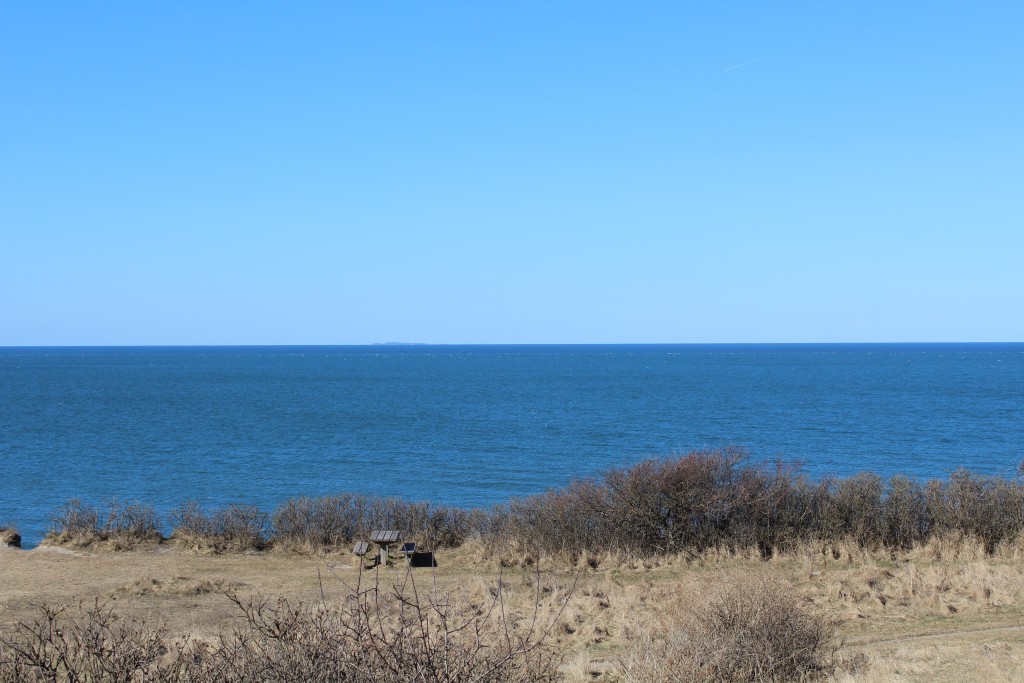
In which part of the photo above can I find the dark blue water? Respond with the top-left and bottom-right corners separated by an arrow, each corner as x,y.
2,344 -> 1022,547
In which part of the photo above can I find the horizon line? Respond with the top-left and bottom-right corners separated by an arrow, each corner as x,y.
2,341 -> 1022,349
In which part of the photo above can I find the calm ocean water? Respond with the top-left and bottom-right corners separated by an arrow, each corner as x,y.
1,344 -> 1022,547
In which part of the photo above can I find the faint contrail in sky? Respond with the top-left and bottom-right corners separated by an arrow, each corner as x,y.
722,55 -> 767,73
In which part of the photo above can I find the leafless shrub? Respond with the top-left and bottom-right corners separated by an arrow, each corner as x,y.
0,569 -> 568,683
0,600 -> 189,682
111,500 -> 161,539
170,501 -> 269,552
882,475 -> 928,549
199,566 -> 565,683
169,499 -> 213,537
271,494 -> 364,551
49,499 -> 100,538
616,574 -> 836,682
485,483 -> 607,562
720,459 -> 817,556
829,473 -> 885,547
484,449 -> 1024,560
32,451 -> 1024,559
271,494 -> 475,553
215,504 -> 269,549
691,576 -> 835,681
45,499 -> 161,548
487,449 -> 819,559
940,470 -> 1024,552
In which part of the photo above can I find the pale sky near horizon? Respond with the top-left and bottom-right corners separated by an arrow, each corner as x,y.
2,1 -> 1022,345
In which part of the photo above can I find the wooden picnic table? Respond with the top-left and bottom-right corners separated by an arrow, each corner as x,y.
369,530 -> 401,565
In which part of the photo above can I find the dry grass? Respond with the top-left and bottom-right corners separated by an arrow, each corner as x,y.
3,533 -> 1024,681
0,554 -> 566,682
15,452 -> 1024,680
831,630 -> 1024,683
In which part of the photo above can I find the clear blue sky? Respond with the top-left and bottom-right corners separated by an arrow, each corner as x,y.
2,1 -> 1021,345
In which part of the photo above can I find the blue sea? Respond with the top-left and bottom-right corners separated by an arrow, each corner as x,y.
2,344 -> 1022,548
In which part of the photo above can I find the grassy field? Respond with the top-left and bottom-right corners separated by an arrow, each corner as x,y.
3,535 -> 1023,681
6,453 -> 1024,680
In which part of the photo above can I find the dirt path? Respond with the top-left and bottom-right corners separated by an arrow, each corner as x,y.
849,622 -> 1024,648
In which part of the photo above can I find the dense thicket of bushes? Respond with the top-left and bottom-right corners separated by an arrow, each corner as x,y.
487,449 -> 1024,557
45,495 -> 483,553
270,494 -> 484,552
169,501 -> 271,552
41,449 -> 1024,556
